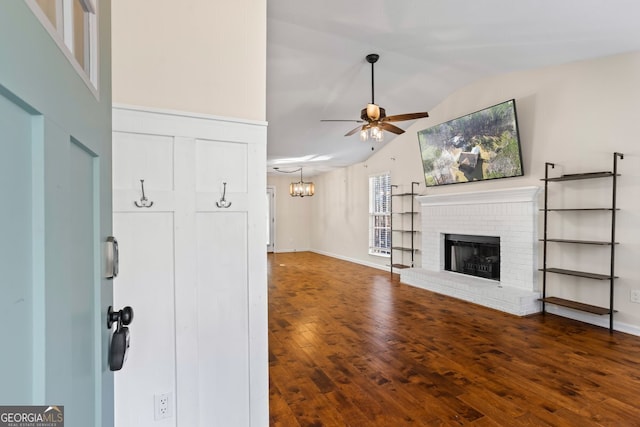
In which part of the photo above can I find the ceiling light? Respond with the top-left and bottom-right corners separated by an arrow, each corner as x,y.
360,125 -> 384,143
274,167 -> 315,197
289,168 -> 314,197
366,103 -> 380,120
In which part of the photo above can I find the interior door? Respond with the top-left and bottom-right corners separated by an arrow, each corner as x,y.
267,186 -> 275,252
0,3 -> 113,426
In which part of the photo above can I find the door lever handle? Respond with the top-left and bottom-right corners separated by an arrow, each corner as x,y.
108,306 -> 134,371
107,305 -> 133,329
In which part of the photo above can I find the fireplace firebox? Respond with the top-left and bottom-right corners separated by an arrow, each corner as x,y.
444,234 -> 500,280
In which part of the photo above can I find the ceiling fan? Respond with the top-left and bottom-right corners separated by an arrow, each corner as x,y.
322,53 -> 429,142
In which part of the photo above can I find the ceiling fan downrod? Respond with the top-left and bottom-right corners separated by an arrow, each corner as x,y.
366,53 -> 380,121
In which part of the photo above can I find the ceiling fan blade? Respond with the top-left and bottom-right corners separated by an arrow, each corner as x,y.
381,112 -> 429,122
379,122 -> 405,135
321,119 -> 365,123
345,125 -> 364,137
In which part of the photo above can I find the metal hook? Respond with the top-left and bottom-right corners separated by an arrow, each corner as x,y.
134,179 -> 154,208
216,182 -> 232,208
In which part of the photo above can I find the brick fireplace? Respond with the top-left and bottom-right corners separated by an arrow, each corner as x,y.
400,186 -> 542,315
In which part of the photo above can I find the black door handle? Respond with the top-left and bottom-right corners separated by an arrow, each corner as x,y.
107,305 -> 133,329
108,306 -> 134,371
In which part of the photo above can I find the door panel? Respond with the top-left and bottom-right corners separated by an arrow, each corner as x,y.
66,140 -> 99,426
42,129 -> 101,426
0,92 -> 34,404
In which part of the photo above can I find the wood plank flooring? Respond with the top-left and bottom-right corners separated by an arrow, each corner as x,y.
268,252 -> 640,427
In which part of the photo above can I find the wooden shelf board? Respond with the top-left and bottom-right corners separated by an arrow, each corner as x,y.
392,212 -> 418,215
540,267 -> 615,280
391,263 -> 411,269
542,172 -> 617,182
540,297 -> 611,315
392,246 -> 418,252
541,238 -> 616,245
392,193 -> 417,197
541,208 -> 617,212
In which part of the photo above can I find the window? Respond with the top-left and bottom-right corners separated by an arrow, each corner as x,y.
369,173 -> 391,256
27,0 -> 98,95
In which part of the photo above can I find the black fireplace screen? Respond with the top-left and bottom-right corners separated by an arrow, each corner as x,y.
444,234 -> 500,280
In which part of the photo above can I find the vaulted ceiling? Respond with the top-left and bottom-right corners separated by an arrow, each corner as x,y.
267,0 -> 640,176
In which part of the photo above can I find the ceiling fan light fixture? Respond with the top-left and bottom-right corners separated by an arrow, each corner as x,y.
359,125 -> 384,143
372,125 -> 384,142
366,103 -> 380,121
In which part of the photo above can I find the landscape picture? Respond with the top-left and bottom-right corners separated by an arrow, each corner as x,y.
417,99 -> 524,187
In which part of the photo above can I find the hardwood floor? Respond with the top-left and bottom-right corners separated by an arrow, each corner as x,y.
268,252 -> 640,427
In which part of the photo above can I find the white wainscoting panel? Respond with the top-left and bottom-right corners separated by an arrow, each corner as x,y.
196,139 -> 248,193
113,105 -> 267,427
196,212 -> 249,425
113,212 -> 176,427
113,132 -> 174,191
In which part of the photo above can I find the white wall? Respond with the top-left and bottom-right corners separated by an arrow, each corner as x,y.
307,51 -> 640,332
112,0 -> 266,121
267,175 -> 312,252
308,139 -> 425,270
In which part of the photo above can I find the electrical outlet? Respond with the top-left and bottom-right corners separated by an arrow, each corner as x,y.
154,392 -> 172,420
631,290 -> 640,304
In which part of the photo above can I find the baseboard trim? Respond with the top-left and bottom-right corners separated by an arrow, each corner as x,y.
309,250 -> 389,272
274,248 -> 311,254
544,305 -> 640,337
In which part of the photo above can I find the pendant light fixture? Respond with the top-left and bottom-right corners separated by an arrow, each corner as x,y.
274,167 -> 315,197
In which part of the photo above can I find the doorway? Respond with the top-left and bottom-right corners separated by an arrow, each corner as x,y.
267,186 -> 275,252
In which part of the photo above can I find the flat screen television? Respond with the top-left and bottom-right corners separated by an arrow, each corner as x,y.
417,99 -> 524,187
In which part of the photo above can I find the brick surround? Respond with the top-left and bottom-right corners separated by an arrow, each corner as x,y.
400,186 -> 542,315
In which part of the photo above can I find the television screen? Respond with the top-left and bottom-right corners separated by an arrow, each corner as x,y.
417,99 -> 524,187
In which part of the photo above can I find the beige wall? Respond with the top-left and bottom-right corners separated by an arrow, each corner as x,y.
306,51 -> 640,329
112,0 -> 266,121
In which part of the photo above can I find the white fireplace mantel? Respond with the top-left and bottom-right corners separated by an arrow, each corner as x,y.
402,186 -> 542,316
415,186 -> 540,207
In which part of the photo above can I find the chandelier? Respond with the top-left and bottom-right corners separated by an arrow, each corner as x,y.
275,167 -> 315,197
289,168 -> 314,197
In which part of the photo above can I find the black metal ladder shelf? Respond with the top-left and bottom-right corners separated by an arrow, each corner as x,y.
539,152 -> 623,332
390,182 -> 420,274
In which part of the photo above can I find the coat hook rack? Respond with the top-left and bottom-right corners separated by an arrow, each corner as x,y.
134,179 -> 154,208
216,182 -> 232,208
